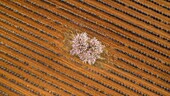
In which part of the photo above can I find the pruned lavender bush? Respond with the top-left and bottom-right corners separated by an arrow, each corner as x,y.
70,33 -> 105,65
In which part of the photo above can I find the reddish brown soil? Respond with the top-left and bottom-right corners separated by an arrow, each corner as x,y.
0,0 -> 170,96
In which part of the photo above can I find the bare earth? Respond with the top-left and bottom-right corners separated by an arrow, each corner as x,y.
0,0 -> 170,96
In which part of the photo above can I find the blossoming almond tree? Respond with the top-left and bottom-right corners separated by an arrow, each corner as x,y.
70,33 -> 105,65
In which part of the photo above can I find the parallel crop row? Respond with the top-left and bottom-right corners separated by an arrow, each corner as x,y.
1,0 -> 169,95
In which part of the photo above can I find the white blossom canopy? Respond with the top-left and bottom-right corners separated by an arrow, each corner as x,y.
70,33 -> 105,64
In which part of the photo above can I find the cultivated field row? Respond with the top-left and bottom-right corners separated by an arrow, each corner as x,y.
0,0 -> 170,96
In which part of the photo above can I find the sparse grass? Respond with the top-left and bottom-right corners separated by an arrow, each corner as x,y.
64,30 -> 106,65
